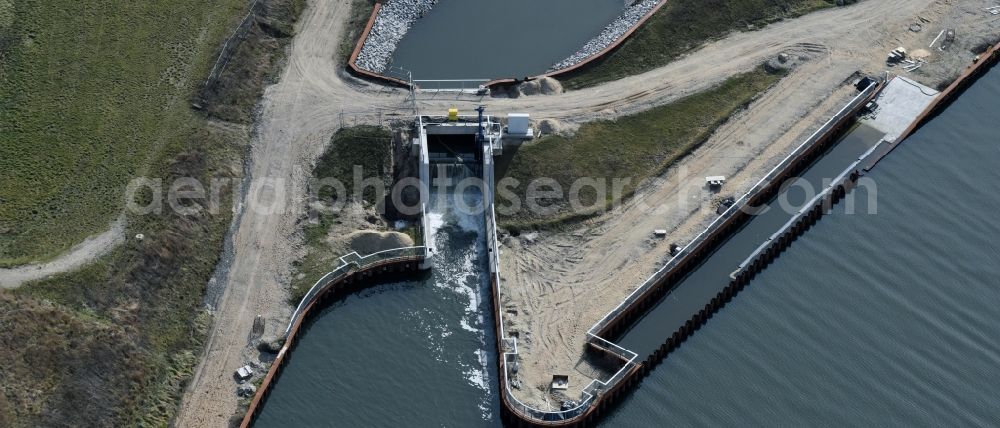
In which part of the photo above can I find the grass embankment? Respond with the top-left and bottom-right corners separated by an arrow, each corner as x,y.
0,0 -> 304,425
200,0 -> 307,123
0,0 -> 238,265
289,126 -> 393,303
497,67 -> 784,231
559,0 -> 834,89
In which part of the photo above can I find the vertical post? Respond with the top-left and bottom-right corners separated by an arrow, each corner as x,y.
408,70 -> 417,115
476,105 -> 486,146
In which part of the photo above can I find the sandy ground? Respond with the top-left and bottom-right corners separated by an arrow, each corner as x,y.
174,1 -> 362,424
499,0 -> 1000,409
0,215 -> 125,289
175,0 -> 1000,424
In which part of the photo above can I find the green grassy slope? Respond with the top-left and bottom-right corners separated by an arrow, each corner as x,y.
290,126 -> 392,303
0,0 -> 244,265
0,0 -> 304,425
498,67 -> 784,230
559,0 -> 833,89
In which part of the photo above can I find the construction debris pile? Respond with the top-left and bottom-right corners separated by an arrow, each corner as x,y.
355,0 -> 437,73
549,0 -> 661,71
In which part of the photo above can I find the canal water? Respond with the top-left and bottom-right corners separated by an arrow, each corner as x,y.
254,68 -> 1000,426
616,120 -> 885,357
253,185 -> 502,427
389,0 -> 624,80
604,66 -> 1000,426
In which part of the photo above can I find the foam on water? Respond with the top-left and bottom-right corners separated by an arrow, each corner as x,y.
256,170 -> 500,426
388,184 -> 495,421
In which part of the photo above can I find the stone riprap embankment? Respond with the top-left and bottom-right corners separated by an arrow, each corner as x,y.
355,0 -> 437,74
550,0 -> 661,71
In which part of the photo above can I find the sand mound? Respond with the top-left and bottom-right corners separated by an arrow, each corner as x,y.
341,230 -> 414,255
517,77 -> 564,97
537,118 -> 567,135
517,80 -> 541,96
537,77 -> 563,95
910,48 -> 932,60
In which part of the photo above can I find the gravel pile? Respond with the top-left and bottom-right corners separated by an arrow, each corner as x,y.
549,0 -> 661,71
355,0 -> 437,74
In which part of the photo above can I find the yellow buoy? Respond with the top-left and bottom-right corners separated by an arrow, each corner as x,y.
448,108 -> 459,121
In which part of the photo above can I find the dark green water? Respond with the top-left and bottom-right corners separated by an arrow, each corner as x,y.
390,0 -> 624,80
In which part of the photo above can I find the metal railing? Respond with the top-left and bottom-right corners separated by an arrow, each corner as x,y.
412,79 -> 492,100
585,80 -> 881,339
734,137 -> 885,274
485,139 -> 640,422
487,82 -> 880,423
413,79 -> 491,92
283,246 -> 428,337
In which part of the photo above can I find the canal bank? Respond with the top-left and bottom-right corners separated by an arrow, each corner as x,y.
249,185 -> 501,427
496,42 -> 1000,426
605,44 -> 1000,366
245,115 -> 506,427
487,79 -> 886,426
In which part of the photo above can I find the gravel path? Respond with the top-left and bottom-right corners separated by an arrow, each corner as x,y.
0,215 -> 125,289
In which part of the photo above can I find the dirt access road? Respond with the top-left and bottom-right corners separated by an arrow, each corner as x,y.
176,0 -> 1000,424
